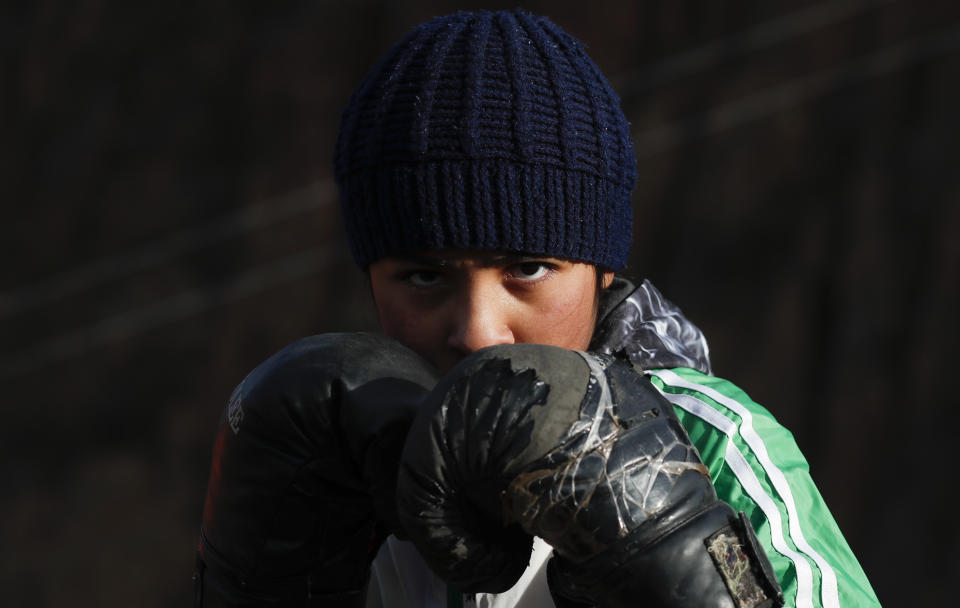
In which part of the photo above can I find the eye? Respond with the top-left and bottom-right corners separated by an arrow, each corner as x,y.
508,261 -> 554,281
405,270 -> 444,288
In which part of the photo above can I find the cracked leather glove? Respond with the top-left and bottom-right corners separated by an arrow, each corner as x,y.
194,333 -> 438,606
397,344 -> 782,607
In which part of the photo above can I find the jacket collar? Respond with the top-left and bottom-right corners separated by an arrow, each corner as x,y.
590,277 -> 713,375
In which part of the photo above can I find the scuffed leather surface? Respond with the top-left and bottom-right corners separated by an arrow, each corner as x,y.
505,352 -> 712,562
396,345 -> 718,595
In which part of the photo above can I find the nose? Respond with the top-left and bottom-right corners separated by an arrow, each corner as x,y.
447,283 -> 515,357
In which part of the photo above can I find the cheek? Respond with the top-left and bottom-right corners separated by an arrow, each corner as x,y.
520,283 -> 596,349
377,302 -> 422,341
375,298 -> 445,354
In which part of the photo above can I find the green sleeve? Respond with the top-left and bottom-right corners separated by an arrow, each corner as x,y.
647,368 -> 880,608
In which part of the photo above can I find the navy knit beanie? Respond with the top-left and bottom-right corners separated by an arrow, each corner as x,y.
334,9 -> 637,270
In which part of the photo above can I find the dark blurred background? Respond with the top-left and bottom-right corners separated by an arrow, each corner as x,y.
2,0 -> 958,605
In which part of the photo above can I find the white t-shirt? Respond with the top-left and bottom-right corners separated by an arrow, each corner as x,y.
366,536 -> 556,607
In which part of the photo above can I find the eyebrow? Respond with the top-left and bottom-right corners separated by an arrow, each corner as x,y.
393,253 -> 542,268
393,254 -> 452,268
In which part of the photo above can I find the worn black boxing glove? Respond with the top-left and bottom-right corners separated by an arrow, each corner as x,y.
194,333 -> 438,606
397,344 -> 782,607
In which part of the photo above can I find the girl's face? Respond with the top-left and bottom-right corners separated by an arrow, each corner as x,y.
368,250 -> 614,373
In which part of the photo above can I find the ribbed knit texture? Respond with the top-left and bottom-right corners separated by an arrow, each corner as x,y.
334,9 -> 637,270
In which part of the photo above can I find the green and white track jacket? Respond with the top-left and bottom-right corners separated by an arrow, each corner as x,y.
648,368 -> 877,607
592,278 -> 878,607
367,279 -> 879,607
